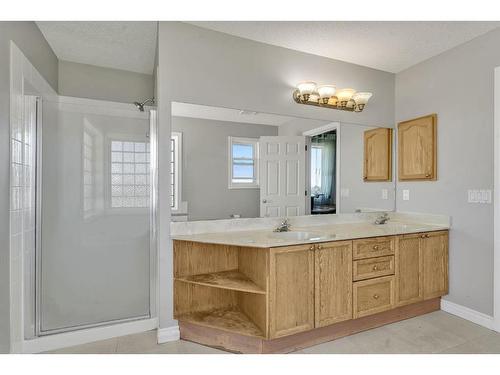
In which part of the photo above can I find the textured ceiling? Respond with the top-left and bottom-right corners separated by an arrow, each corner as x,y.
187,21 -> 500,73
36,21 -> 157,74
172,102 -> 297,126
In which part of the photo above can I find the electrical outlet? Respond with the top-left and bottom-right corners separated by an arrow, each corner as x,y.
381,189 -> 388,200
402,189 -> 410,201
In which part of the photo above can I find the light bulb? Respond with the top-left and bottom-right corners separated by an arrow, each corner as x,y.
317,85 -> 336,104
336,88 -> 356,106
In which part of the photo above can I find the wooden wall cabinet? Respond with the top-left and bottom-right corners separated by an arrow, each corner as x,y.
314,241 -> 353,327
269,244 -> 315,338
364,127 -> 392,182
398,114 -> 437,181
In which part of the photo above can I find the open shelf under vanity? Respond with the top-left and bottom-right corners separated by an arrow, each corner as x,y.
174,240 -> 269,338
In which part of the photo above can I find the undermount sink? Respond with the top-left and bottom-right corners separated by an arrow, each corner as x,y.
268,231 -> 335,241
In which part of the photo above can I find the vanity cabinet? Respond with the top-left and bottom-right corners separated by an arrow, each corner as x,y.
173,229 -> 448,353
395,234 -> 423,306
395,230 -> 448,306
398,114 -> 437,181
422,231 -> 449,299
269,244 -> 315,338
363,127 -> 392,182
314,241 -> 353,327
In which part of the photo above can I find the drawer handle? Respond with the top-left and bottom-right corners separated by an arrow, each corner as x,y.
373,294 -> 379,300
372,265 -> 379,271
373,245 -> 379,250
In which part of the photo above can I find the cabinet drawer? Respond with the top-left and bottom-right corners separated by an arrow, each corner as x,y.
353,276 -> 395,318
353,256 -> 395,281
353,237 -> 395,260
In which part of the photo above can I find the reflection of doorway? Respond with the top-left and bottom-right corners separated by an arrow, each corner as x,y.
303,122 -> 341,215
310,131 -> 337,215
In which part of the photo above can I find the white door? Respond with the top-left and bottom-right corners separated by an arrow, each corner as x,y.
259,136 -> 306,217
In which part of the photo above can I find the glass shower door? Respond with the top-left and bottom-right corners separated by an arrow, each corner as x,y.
38,101 -> 153,334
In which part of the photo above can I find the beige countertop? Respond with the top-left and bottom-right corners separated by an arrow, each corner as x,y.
171,221 -> 449,248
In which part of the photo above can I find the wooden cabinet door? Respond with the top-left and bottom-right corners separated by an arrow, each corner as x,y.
422,231 -> 449,299
395,234 -> 423,306
269,244 -> 314,338
364,128 -> 392,181
398,114 -> 437,181
315,241 -> 352,327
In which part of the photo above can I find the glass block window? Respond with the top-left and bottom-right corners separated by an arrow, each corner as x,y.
228,137 -> 259,188
110,140 -> 150,208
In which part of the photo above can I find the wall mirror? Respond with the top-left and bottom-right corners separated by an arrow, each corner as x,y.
171,101 -> 395,221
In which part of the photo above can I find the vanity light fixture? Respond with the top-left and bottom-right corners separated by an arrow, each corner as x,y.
293,82 -> 373,112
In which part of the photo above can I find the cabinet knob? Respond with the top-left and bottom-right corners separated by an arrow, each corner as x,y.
317,245 -> 323,250
425,234 -> 430,238
373,245 -> 379,250
372,265 -> 379,271
373,294 -> 379,300
421,234 -> 426,238
425,173 -> 431,178
309,246 -> 315,251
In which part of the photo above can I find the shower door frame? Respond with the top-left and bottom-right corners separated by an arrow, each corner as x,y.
33,98 -> 159,337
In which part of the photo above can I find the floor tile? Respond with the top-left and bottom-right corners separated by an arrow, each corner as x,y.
382,313 -> 469,353
300,325 -> 422,354
144,340 -> 226,354
439,332 -> 500,354
116,330 -> 158,353
45,338 -> 118,354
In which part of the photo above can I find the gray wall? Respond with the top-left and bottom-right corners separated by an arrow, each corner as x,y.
58,60 -> 154,104
0,21 -> 59,353
172,116 -> 278,221
157,21 -> 396,330
395,28 -> 500,316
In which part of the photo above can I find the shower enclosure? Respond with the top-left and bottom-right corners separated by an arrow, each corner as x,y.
32,97 -> 157,336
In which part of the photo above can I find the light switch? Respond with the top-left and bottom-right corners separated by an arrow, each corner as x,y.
381,189 -> 388,200
341,188 -> 350,198
402,189 -> 410,201
468,189 -> 492,204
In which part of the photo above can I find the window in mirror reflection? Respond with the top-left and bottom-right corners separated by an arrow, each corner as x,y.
228,137 -> 259,189
311,145 -> 323,194
110,140 -> 150,208
170,132 -> 182,210
83,129 -> 95,217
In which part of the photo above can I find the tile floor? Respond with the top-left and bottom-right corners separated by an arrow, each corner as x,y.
45,311 -> 500,354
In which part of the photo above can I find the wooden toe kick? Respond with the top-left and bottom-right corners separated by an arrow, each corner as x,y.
179,297 -> 441,354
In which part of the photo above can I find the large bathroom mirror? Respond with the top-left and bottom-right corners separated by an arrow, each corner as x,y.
171,102 -> 395,221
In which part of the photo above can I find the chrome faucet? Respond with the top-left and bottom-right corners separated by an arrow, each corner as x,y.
374,212 -> 390,225
274,218 -> 291,232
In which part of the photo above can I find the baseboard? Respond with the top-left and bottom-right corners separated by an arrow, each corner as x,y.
21,317 -> 158,354
157,325 -> 180,343
441,299 -> 494,330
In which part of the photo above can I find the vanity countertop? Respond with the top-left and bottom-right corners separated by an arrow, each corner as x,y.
171,220 -> 449,248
